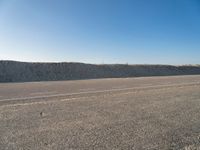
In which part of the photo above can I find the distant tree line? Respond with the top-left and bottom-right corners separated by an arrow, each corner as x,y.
0,61 -> 200,82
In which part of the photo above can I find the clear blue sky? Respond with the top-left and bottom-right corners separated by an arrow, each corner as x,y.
0,0 -> 200,64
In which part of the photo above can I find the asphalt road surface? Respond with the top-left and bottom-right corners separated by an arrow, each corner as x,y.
0,75 -> 200,149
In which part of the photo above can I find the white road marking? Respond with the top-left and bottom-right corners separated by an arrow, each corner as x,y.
1,89 -> 149,107
30,91 -> 57,95
142,83 -> 155,86
112,86 -> 127,89
0,97 -> 84,107
0,82 -> 199,103
79,88 -> 95,91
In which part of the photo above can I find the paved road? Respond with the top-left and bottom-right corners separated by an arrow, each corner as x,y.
0,75 -> 200,149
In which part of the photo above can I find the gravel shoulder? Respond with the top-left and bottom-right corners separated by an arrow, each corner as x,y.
0,77 -> 200,149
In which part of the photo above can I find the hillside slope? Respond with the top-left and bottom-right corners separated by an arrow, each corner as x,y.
0,61 -> 200,82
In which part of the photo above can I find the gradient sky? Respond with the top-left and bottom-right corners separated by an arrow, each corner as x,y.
0,0 -> 200,64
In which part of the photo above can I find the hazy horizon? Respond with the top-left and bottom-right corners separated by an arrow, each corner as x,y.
0,0 -> 200,65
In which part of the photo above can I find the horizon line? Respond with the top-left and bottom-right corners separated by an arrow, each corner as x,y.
0,59 -> 200,66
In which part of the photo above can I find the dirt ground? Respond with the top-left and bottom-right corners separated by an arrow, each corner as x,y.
0,75 -> 200,149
